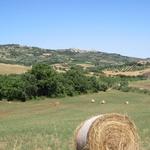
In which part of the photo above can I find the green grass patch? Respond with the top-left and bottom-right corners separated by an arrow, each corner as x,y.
129,80 -> 150,90
0,90 -> 150,149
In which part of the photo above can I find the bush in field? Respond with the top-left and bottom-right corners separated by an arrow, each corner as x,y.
98,83 -> 108,92
64,67 -> 90,94
0,75 -> 27,101
88,77 -> 100,92
0,89 -> 2,100
0,63 -> 137,101
46,74 -> 66,97
120,86 -> 130,92
30,63 -> 58,96
0,76 -> 3,100
0,74 -> 38,101
21,73 -> 38,99
57,74 -> 75,96
88,77 -> 109,92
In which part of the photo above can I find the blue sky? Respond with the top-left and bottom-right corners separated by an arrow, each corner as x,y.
0,0 -> 150,58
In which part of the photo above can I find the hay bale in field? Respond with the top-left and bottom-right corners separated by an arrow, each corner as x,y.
91,99 -> 95,103
125,101 -> 129,105
75,113 -> 139,150
101,100 -> 106,104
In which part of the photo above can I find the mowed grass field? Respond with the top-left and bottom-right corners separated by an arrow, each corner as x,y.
0,63 -> 30,74
0,90 -> 150,150
130,80 -> 150,91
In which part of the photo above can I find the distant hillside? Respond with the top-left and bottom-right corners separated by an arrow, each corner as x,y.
0,44 -> 145,67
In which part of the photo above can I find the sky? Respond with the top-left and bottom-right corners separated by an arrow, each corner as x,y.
0,0 -> 150,58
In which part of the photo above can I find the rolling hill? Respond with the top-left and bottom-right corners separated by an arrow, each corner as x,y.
0,44 -> 145,67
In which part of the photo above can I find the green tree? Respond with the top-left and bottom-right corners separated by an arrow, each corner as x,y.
21,73 -> 38,99
65,67 -> 90,94
30,63 -> 57,96
1,75 -> 27,101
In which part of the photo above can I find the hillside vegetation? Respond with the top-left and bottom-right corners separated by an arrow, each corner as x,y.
0,44 -> 143,66
104,68 -> 150,77
0,63 -> 130,101
0,44 -> 150,150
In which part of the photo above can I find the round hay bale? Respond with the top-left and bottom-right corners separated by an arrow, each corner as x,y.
125,101 -> 129,105
101,100 -> 106,104
75,113 -> 139,150
91,99 -> 95,103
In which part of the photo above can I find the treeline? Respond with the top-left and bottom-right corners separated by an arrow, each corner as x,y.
88,61 -> 150,73
0,64 -> 129,101
104,61 -> 150,72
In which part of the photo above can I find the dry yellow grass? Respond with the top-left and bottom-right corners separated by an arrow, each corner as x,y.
104,68 -> 150,77
52,63 -> 69,72
0,63 -> 31,75
77,63 -> 94,69
75,113 -> 139,150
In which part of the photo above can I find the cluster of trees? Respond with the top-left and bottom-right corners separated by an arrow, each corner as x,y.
0,64 -> 95,101
0,64 -> 129,102
104,61 -> 150,72
86,62 -> 149,74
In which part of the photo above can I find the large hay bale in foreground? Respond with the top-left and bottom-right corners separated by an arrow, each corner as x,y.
75,113 -> 139,150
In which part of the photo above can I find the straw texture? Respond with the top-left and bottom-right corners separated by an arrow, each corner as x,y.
75,113 -> 139,150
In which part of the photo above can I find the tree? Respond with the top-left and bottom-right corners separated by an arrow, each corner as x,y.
30,63 -> 57,96
0,75 -> 27,101
65,67 -> 90,94
30,63 -> 67,97
21,73 -> 38,99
